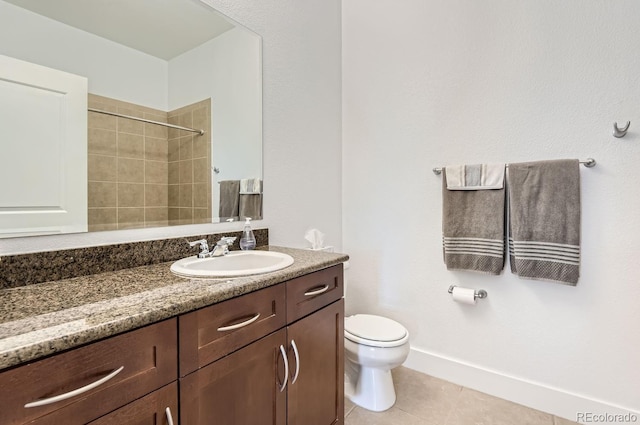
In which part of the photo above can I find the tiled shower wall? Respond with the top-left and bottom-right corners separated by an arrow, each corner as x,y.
87,95 -> 211,231
168,99 -> 212,226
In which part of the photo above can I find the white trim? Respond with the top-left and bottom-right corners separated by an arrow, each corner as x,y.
402,346 -> 639,424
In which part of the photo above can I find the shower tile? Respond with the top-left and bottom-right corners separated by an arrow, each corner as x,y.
179,207 -> 194,224
179,184 -> 193,208
193,208 -> 210,224
179,160 -> 193,184
117,183 -> 144,208
145,136 -> 168,161
88,182 -> 116,208
144,116 -> 168,139
193,158 -> 208,183
168,139 -> 180,162
117,208 -> 145,229
168,184 -> 180,207
88,208 -> 117,231
145,207 -> 168,228
88,111 -> 116,131
168,207 -> 180,223
145,161 -> 168,184
118,133 -> 144,159
179,136 -> 193,160
88,154 -> 116,182
117,158 -> 144,183
145,184 -> 168,207
192,106 -> 209,131
193,183 -> 208,208
168,162 -> 179,185
192,136 -> 209,159
88,128 -> 116,156
117,108 -> 144,135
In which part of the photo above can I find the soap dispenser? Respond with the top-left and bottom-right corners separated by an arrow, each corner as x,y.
239,217 -> 256,250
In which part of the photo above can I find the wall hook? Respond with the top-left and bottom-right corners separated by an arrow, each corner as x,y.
613,121 -> 630,138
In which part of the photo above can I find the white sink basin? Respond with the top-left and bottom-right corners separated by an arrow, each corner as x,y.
170,250 -> 294,278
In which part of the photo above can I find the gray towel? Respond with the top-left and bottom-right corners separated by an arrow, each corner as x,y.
219,180 -> 240,221
239,194 -> 262,220
507,159 -> 580,285
442,167 -> 506,274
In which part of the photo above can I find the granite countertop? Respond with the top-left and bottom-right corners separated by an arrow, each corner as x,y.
0,246 -> 348,371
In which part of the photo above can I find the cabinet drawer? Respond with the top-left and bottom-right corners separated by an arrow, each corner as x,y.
286,264 -> 343,323
179,283 -> 286,376
89,382 -> 178,425
0,318 -> 177,425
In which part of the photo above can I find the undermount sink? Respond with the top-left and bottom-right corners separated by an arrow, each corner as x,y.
170,250 -> 294,278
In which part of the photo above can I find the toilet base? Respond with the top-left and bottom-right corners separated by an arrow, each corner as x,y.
347,366 -> 396,412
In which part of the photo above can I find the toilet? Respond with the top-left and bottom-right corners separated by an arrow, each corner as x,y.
344,313 -> 410,412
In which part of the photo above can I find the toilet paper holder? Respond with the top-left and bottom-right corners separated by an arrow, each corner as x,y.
448,285 -> 488,300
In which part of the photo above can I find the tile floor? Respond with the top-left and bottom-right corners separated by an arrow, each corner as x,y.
344,367 -> 581,425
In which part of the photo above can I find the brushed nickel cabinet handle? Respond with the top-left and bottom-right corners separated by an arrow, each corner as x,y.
24,366 -> 124,408
278,345 -> 289,392
217,313 -> 261,332
290,339 -> 300,385
165,407 -> 175,425
304,284 -> 329,297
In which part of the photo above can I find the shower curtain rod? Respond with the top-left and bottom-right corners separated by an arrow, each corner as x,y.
432,158 -> 596,175
88,108 -> 205,136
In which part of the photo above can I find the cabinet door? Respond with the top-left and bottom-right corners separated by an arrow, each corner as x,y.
287,299 -> 344,425
180,329 -> 287,425
88,382 -> 178,425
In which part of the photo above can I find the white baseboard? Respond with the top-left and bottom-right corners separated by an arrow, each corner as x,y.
403,346 -> 639,424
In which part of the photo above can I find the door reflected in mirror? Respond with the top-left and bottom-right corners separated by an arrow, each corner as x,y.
0,0 -> 262,238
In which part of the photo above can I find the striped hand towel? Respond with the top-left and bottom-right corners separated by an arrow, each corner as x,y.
240,178 -> 262,194
442,164 -> 506,274
507,159 -> 581,285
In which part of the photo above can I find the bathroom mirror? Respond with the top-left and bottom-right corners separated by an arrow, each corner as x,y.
0,0 -> 262,238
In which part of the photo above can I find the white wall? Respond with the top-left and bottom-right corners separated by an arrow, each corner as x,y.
0,0 -> 343,254
343,0 -> 640,420
169,27 -> 263,215
0,1 -> 168,110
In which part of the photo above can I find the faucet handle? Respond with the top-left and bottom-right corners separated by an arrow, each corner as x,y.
217,236 -> 237,246
188,239 -> 210,254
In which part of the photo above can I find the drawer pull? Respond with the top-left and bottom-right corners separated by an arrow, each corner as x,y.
24,366 -> 124,408
217,313 -> 261,332
290,339 -> 300,385
304,284 -> 330,297
165,407 -> 175,425
278,345 -> 289,392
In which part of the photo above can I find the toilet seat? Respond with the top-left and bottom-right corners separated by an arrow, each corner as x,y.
344,314 -> 409,348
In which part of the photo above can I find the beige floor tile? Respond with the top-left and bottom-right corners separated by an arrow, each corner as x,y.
345,397 -> 356,417
392,366 -> 463,423
445,388 -> 553,425
553,416 -> 580,425
345,406 -> 435,425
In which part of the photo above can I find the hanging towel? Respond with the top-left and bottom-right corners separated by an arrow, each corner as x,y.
507,159 -> 581,285
219,180 -> 240,221
446,163 -> 505,190
240,178 -> 262,194
442,164 -> 506,274
240,194 -> 263,220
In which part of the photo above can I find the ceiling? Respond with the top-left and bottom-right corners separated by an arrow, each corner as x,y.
4,0 -> 235,60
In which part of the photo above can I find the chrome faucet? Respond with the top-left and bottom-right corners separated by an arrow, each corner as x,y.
211,236 -> 237,257
188,239 -> 211,258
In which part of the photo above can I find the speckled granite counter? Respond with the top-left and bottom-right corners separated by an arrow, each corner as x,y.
0,246 -> 348,371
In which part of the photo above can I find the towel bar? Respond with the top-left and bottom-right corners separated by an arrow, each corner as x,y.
448,285 -> 487,300
432,158 -> 596,175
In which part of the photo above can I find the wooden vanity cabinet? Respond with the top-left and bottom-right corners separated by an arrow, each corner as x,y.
179,264 -> 345,425
0,263 -> 344,425
0,319 -> 177,425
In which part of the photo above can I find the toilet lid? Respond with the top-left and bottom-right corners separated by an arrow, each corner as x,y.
344,314 -> 408,344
